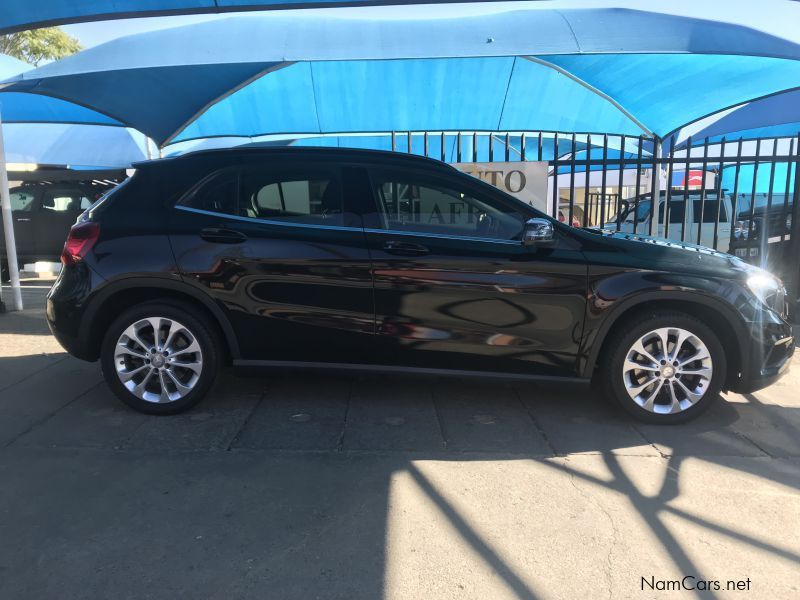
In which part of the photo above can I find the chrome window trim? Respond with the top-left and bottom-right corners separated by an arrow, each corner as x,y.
174,205 -> 361,232
364,227 -> 521,245
175,206 -> 522,245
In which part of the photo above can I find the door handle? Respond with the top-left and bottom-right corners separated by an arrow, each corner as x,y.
382,240 -> 429,256
200,227 -> 247,244
15,217 -> 31,222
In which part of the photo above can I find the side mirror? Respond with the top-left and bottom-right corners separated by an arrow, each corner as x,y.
522,218 -> 555,247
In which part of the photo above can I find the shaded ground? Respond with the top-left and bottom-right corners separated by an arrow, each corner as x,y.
1,281 -> 798,599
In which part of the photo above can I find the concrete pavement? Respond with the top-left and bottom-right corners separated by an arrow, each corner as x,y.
0,281 -> 798,599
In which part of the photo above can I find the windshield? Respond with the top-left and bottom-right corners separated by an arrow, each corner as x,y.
611,198 -> 652,223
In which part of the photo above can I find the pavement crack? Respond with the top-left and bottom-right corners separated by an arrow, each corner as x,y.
629,423 -> 669,459
566,462 -> 617,599
431,381 -> 449,450
3,380 -> 104,448
335,379 -> 353,452
225,389 -> 265,451
514,386 -> 558,456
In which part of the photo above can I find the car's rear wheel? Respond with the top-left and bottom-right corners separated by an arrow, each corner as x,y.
100,301 -> 219,414
601,310 -> 726,424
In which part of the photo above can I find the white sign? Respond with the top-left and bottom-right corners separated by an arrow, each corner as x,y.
455,162 -> 550,213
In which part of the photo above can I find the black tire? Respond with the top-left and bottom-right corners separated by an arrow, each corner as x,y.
100,300 -> 219,415
600,310 -> 727,424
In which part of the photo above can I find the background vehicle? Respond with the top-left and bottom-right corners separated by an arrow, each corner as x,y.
728,193 -> 793,273
46,147 -> 793,424
0,180 -> 114,280
606,190 -> 733,252
558,203 -> 587,228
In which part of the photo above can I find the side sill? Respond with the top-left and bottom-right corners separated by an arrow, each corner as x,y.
233,360 -> 590,384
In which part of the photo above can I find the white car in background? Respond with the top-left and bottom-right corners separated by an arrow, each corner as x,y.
605,191 -> 734,252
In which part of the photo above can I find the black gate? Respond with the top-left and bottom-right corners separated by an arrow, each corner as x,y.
385,130 -> 800,315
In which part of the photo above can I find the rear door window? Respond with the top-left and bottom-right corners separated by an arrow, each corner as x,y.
239,167 -> 346,227
178,169 -> 240,216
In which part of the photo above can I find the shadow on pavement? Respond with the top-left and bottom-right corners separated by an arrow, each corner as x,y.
0,333 -> 798,598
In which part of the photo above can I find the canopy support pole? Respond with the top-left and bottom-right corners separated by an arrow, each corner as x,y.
0,109 -> 23,311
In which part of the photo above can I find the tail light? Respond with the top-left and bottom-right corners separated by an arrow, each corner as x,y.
61,222 -> 100,266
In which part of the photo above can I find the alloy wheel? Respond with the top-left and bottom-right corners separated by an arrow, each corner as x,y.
114,317 -> 203,403
622,327 -> 713,415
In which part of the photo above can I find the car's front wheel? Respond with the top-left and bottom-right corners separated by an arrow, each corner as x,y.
100,301 -> 219,414
601,310 -> 726,424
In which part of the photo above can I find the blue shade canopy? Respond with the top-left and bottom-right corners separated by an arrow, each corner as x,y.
175,58 -> 645,142
1,54 -> 138,167
0,53 -> 123,126
4,4 -> 800,146
3,123 -> 146,167
676,90 -> 800,145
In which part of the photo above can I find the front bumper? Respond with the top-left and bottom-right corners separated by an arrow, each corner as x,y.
729,320 -> 794,394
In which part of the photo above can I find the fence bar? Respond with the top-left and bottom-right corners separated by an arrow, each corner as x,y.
537,133 -> 543,161
440,132 -> 446,162
780,138 -> 794,244
763,140 -> 778,261
712,138 -> 726,250
391,131 -> 396,152
696,137 -> 710,245
633,135 -> 643,234
552,134 -> 560,217
520,133 -> 527,161
728,138 -> 744,248
664,135 -> 677,238
789,134 -> 800,317
505,133 -> 511,162
599,134 -> 608,227
650,137 -> 661,237
407,131 -> 412,154
456,132 -> 462,162
583,134 -> 592,227
615,135 -> 626,231
472,132 -> 478,162
423,132 -> 429,158
568,133 -> 577,227
680,136 -> 692,242
746,139 -> 762,246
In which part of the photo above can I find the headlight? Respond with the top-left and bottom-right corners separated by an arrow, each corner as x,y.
747,272 -> 787,316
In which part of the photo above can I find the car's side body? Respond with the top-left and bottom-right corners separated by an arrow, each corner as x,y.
46,147 -> 794,406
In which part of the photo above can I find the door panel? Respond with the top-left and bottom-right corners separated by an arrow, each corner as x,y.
362,168 -> 588,376
366,232 -> 587,375
169,163 -> 375,364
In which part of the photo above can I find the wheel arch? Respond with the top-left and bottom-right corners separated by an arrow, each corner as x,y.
80,276 -> 240,363
583,291 -> 747,389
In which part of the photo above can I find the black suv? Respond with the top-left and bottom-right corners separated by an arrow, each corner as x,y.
1,181 -> 113,280
46,147 -> 794,423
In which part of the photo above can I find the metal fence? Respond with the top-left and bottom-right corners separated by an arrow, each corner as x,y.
381,130 -> 800,311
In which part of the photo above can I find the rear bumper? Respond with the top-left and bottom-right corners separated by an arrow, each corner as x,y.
45,262 -> 99,362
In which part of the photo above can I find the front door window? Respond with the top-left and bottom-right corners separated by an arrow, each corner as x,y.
371,171 -> 526,241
